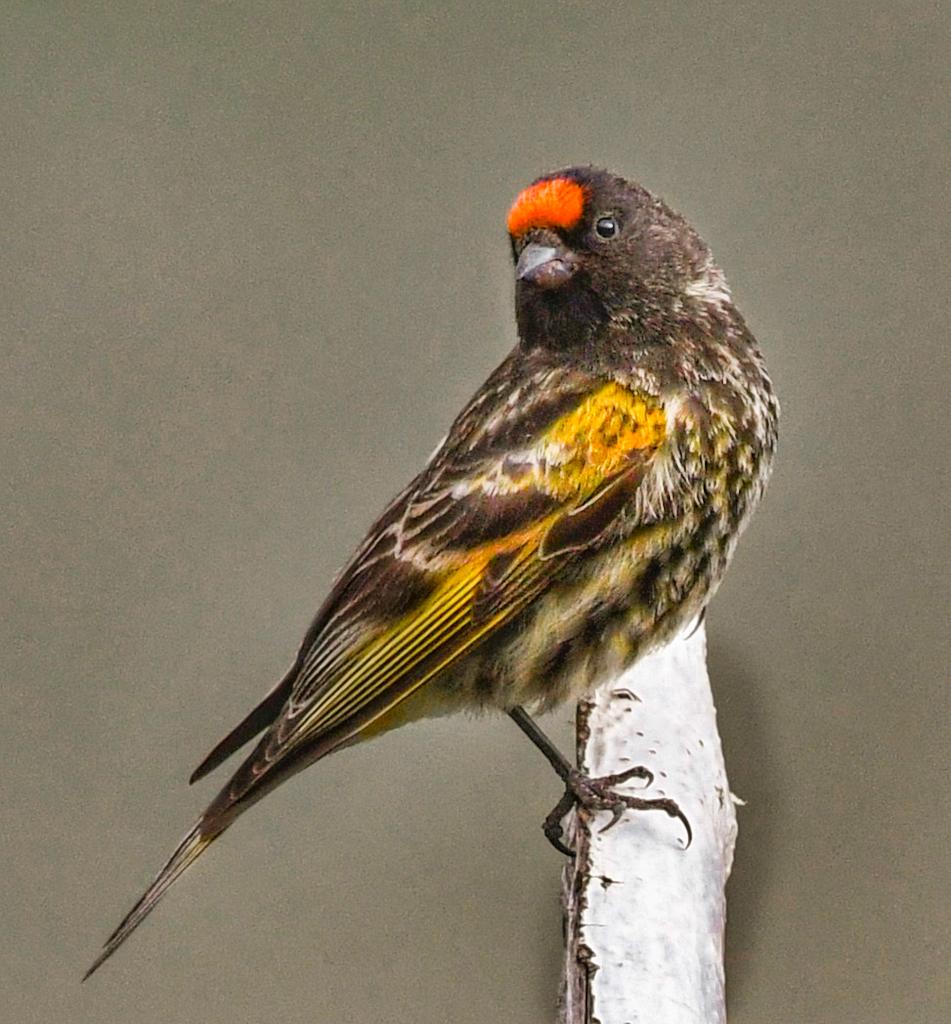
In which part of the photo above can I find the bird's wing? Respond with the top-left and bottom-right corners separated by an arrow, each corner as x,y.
207,357 -> 673,820
86,357 -> 676,978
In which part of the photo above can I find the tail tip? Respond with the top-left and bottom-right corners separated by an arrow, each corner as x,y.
82,950 -> 108,982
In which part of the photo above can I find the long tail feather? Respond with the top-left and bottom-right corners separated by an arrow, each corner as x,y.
83,822 -> 218,980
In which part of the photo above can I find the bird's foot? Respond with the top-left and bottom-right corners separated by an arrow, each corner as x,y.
542,764 -> 692,856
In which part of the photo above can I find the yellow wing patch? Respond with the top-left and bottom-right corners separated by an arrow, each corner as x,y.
276,384 -> 666,755
281,525 -> 550,749
540,382 -> 666,499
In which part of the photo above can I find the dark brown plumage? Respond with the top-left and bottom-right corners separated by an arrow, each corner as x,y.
86,166 -> 777,977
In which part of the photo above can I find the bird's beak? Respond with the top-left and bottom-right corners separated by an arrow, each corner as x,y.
516,242 -> 576,290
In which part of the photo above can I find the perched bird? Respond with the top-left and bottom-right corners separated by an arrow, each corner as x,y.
86,166 -> 778,977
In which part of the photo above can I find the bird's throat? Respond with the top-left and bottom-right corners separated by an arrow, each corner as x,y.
516,283 -> 610,351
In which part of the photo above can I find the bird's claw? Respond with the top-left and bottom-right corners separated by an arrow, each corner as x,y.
542,765 -> 692,856
542,789 -> 578,856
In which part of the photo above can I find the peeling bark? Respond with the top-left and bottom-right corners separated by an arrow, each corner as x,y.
559,622 -> 737,1024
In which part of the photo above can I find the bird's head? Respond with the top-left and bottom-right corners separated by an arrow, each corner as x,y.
507,167 -> 732,350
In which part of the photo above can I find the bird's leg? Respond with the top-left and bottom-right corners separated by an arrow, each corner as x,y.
507,705 -> 692,855
507,705 -> 575,784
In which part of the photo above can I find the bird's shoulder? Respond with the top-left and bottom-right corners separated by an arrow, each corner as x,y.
295,352 -> 672,654
419,350 -> 670,510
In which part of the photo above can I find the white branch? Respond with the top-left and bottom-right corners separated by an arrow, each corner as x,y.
559,622 -> 737,1024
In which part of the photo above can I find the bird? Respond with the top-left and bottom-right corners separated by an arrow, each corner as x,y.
85,166 -> 778,978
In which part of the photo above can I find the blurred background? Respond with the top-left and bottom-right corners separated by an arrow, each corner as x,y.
2,2 -> 948,1022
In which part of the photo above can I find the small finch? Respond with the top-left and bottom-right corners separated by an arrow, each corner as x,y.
86,166 -> 778,976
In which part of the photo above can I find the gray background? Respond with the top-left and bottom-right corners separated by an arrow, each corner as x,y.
3,2 -> 948,1022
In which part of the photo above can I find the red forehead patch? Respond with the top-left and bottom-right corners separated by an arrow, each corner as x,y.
506,177 -> 587,237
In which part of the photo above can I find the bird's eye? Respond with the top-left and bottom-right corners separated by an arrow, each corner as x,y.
594,216 -> 619,239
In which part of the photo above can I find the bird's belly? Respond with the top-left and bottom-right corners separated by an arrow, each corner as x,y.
433,513 -> 728,716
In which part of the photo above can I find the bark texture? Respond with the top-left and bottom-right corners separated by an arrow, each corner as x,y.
559,622 -> 737,1024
